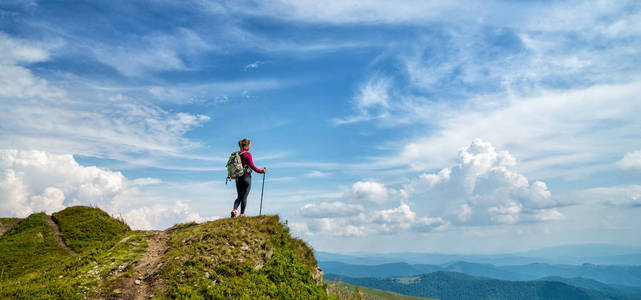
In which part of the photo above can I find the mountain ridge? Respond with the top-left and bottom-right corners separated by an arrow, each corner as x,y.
325,271 -> 633,300
0,206 -> 330,299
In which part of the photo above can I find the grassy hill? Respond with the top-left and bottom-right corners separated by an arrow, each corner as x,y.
326,280 -> 435,300
52,206 -> 130,253
0,206 -> 332,299
325,271 -> 631,300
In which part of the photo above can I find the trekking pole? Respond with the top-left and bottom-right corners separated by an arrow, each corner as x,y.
259,172 -> 265,216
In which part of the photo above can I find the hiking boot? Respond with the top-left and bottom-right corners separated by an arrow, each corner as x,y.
231,209 -> 237,218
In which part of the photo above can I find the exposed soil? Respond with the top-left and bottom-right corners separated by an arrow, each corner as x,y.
109,230 -> 169,300
0,218 -> 22,236
45,215 -> 75,255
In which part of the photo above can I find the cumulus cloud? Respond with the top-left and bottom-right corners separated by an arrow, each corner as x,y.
345,181 -> 393,204
618,151 -> 641,172
0,149 -> 204,229
124,201 -> 205,230
403,139 -> 563,225
296,202 -> 448,237
295,139 -> 557,237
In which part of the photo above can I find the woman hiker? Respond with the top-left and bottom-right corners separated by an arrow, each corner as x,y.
231,138 -> 266,218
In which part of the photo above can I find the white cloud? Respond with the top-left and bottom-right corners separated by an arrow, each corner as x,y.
132,177 -> 163,185
334,77 -> 392,124
124,201 -> 205,230
0,32 -> 211,166
0,33 -> 66,100
394,81 -> 641,179
0,32 -> 50,64
618,151 -> 641,172
297,202 -> 448,237
231,1 -> 487,25
29,187 -> 66,214
91,28 -> 212,77
345,181 -> 392,204
0,93 -> 210,162
244,61 -> 269,71
298,201 -> 363,218
403,139 -> 563,226
0,149 -> 204,229
582,185 -> 641,208
295,139 -> 560,237
307,218 -> 366,237
328,2 -> 641,181
304,170 -> 330,178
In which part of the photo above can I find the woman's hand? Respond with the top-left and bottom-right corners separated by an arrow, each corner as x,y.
262,168 -> 267,173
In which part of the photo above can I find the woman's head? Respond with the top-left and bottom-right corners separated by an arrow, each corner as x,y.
238,138 -> 251,150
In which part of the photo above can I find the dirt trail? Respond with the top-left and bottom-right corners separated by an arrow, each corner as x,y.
111,230 -> 169,300
45,215 -> 75,255
0,218 -> 22,236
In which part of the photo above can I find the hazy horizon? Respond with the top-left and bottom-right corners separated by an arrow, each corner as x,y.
1,0 -> 640,254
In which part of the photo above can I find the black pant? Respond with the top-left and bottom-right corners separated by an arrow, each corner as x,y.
233,176 -> 251,214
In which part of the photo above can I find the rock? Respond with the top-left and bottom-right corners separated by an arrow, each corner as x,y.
135,279 -> 141,285
312,267 -> 323,285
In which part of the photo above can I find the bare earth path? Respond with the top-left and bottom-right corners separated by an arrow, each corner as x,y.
111,230 -> 169,299
45,215 -> 75,255
0,218 -> 22,236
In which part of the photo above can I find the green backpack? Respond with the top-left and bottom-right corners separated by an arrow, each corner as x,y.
226,151 -> 247,183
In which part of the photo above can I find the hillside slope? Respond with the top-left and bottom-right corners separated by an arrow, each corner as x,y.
0,206 -> 330,299
325,271 -> 631,300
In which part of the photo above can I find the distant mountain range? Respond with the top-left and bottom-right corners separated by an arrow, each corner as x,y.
319,260 -> 641,287
317,244 -> 641,266
325,271 -> 637,300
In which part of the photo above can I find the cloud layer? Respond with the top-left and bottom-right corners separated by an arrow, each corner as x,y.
294,139 -> 562,238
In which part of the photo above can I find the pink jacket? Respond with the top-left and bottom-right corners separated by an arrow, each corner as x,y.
240,151 -> 263,177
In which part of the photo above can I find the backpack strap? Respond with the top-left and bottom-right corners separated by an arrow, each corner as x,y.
239,151 -> 252,174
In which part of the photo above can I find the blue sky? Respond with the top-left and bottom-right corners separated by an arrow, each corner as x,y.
1,0 -> 641,253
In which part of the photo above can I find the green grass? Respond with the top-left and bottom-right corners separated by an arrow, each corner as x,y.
1,207 -> 331,299
0,208 -> 146,299
0,217 -> 19,236
0,217 -> 16,226
326,281 -> 434,300
0,213 -> 70,279
52,206 -> 130,253
157,215 -> 328,299
0,230 -> 149,299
